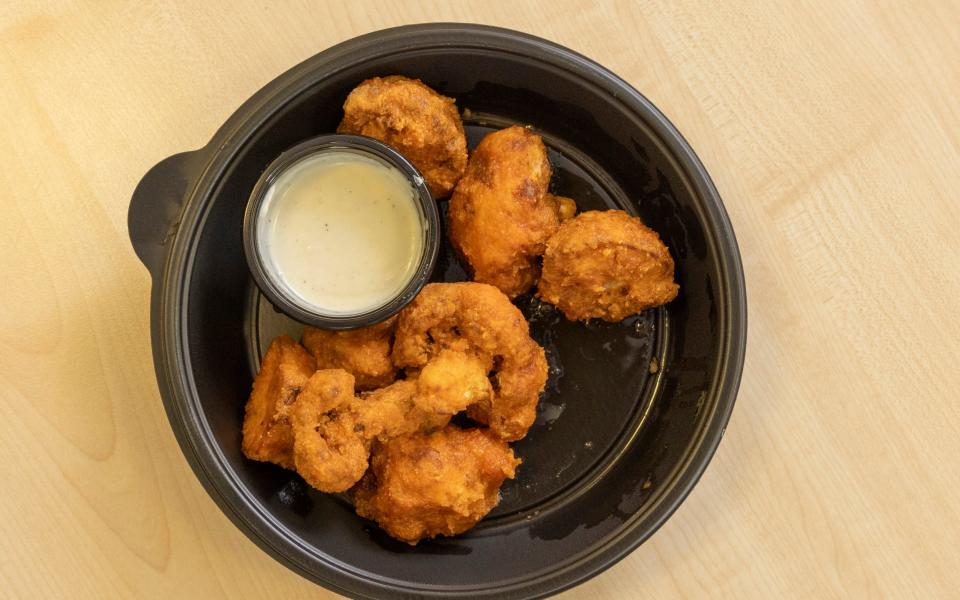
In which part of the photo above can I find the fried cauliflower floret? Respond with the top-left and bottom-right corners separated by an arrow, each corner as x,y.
291,370 -> 448,493
537,210 -> 679,321
392,282 -> 547,441
353,427 -> 520,544
302,317 -> 397,391
241,335 -> 316,469
416,349 -> 493,416
448,126 -> 572,298
338,75 -> 467,198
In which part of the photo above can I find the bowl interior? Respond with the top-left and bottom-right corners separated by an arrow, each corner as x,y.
181,41 -> 727,594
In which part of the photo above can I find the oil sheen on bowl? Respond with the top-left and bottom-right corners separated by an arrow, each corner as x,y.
243,135 -> 439,329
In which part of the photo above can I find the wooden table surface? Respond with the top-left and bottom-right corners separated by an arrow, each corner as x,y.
2,1 -> 958,598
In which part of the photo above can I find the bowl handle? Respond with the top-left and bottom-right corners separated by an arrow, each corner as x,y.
128,151 -> 204,278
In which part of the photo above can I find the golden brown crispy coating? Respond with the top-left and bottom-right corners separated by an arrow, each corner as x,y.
537,210 -> 679,322
302,317 -> 397,391
392,282 -> 547,441
241,335 -> 317,469
291,370 -> 449,493
448,126 -> 570,298
337,75 -> 468,198
552,194 -> 578,221
291,370 -> 368,492
358,380 -> 450,441
353,427 -> 520,544
416,349 -> 493,416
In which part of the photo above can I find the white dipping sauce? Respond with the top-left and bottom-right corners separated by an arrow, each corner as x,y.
257,151 -> 425,315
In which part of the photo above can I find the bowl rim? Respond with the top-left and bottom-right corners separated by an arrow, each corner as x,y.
148,22 -> 747,599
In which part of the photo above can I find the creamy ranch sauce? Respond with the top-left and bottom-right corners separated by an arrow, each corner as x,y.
258,151 -> 424,314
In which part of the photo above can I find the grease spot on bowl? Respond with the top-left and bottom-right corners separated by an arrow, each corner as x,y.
537,402 -> 566,425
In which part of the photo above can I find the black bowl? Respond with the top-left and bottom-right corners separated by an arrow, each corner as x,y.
128,23 -> 746,599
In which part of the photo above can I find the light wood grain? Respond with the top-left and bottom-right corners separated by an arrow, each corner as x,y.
1,1 -> 958,598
